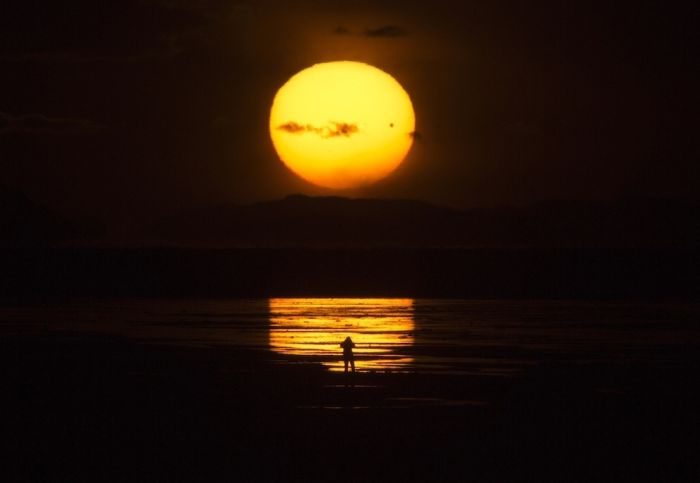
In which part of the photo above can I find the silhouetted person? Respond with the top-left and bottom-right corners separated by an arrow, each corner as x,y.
340,336 -> 356,373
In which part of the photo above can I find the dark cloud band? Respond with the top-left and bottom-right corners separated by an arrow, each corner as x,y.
332,25 -> 408,38
364,25 -> 407,37
0,112 -> 105,134
277,121 -> 359,138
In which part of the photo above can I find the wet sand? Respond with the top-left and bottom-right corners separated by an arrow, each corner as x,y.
2,329 -> 699,482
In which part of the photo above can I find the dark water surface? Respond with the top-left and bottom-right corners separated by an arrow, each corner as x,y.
3,298 -> 698,374
2,298 -> 700,482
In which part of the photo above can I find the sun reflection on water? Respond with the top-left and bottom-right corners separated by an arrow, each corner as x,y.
269,298 -> 414,372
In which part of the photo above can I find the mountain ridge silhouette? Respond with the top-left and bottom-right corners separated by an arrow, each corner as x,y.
0,185 -> 77,245
148,194 -> 699,248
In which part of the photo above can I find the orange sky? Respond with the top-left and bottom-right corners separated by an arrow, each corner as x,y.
1,0 -> 698,229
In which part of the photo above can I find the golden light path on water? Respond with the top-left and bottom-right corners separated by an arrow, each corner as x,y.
269,298 -> 414,372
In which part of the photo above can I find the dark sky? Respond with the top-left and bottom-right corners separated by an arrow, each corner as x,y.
1,1 -> 698,227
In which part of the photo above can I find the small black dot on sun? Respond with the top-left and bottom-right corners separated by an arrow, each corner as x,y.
390,123 -> 394,128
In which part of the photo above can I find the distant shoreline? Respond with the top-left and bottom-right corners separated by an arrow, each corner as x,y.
1,246 -> 697,301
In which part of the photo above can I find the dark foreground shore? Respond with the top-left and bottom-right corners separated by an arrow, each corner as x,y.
2,329 -> 699,483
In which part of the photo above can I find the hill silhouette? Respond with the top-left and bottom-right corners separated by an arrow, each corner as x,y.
3,194 -> 697,300
149,194 -> 699,248
0,186 -> 77,245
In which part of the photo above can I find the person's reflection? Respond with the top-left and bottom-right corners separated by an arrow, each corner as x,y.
340,336 -> 356,373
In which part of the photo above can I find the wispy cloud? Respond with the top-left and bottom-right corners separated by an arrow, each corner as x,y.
331,25 -> 408,38
0,112 -> 106,134
277,121 -> 359,139
0,51 -> 166,63
364,25 -> 407,38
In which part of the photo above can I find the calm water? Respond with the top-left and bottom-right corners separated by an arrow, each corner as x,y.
2,298 -> 699,375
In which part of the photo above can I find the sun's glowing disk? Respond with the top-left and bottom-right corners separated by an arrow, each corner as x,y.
269,61 -> 416,189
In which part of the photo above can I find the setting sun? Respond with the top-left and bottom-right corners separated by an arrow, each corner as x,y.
269,61 -> 416,189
